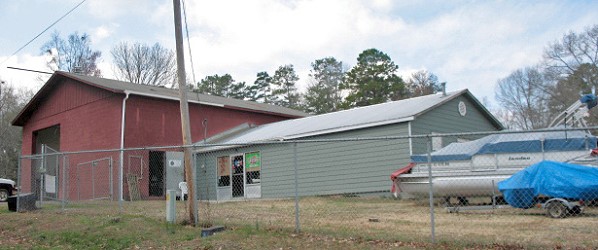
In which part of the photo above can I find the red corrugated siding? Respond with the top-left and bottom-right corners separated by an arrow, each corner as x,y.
123,96 -> 290,147
22,79 -> 121,154
20,79 -> 122,195
27,79 -> 114,124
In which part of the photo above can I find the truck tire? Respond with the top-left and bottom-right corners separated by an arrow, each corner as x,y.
0,189 -> 8,202
546,201 -> 568,218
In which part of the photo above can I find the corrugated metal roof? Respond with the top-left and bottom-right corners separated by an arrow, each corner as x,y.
198,89 -> 501,145
12,71 -> 307,126
61,72 -> 308,117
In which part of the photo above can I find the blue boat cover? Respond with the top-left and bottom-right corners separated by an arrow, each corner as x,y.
411,130 -> 595,163
497,160 -> 598,208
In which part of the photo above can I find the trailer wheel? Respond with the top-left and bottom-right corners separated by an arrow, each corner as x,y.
546,201 -> 568,218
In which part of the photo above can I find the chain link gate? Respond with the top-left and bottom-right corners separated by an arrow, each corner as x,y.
75,157 -> 113,201
40,145 -> 61,203
33,145 -> 63,207
16,144 -> 64,210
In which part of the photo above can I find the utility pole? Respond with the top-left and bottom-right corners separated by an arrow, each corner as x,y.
173,0 -> 196,224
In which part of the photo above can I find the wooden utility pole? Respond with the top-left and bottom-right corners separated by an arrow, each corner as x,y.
173,0 -> 196,224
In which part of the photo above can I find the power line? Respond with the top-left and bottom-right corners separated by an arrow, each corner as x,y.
0,0 -> 87,67
6,66 -> 53,75
182,0 -> 197,85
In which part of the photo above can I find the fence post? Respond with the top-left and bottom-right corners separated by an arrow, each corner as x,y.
92,161 -> 96,200
118,148 -> 123,213
40,144 -> 45,208
426,136 -> 435,243
109,157 -> 113,201
62,155 -> 67,211
192,149 -> 199,227
293,142 -> 300,233
16,153 -> 21,212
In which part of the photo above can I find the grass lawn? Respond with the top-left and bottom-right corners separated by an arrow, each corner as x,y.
1,197 -> 597,249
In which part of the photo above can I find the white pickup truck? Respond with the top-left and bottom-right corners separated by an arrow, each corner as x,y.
0,178 -> 17,202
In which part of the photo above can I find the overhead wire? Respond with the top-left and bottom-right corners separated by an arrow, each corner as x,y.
181,0 -> 197,86
0,0 -> 87,67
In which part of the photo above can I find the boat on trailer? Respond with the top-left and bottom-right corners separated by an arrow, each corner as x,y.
392,94 -> 598,200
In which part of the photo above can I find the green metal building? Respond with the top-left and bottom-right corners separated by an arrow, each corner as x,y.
193,89 -> 503,201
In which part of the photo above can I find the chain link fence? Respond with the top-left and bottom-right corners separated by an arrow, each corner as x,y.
13,128 -> 598,248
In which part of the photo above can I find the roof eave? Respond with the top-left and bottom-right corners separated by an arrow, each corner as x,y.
12,72 -> 306,126
464,92 -> 504,130
411,89 -> 504,130
222,105 -> 307,118
283,116 -> 415,140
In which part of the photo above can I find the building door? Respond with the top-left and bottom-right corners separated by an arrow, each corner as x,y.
149,151 -> 165,197
231,154 -> 244,197
33,125 -> 61,200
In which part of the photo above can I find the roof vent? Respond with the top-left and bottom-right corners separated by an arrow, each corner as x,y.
441,82 -> 446,96
73,66 -> 83,75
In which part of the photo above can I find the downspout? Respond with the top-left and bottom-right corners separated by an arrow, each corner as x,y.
119,91 -> 130,206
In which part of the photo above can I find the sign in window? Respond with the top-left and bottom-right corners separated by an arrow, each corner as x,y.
245,152 -> 261,184
217,156 -> 230,187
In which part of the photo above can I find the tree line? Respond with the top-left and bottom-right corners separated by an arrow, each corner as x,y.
39,31 -> 445,114
0,31 -> 446,180
494,25 -> 598,130
0,84 -> 33,180
4,25 -> 596,179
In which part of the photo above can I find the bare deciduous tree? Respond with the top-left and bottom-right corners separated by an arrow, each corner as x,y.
546,63 -> 598,126
406,70 -> 443,97
111,42 -> 176,86
543,25 -> 598,86
495,67 -> 551,130
41,31 -> 102,76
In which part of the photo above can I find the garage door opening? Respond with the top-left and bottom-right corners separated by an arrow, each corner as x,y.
32,125 -> 61,202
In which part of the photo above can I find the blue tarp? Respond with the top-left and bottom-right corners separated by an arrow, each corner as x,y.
497,160 -> 598,208
411,130 -> 596,163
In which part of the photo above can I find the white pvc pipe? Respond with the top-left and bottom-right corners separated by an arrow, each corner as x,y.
119,92 -> 130,207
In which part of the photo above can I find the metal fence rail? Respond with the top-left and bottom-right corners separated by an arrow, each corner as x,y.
14,127 -> 598,248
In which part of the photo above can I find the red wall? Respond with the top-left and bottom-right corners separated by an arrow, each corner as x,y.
20,79 -> 122,195
19,78 -> 297,199
21,79 -> 122,154
123,96 -> 289,147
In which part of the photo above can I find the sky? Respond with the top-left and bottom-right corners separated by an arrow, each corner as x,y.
1,0 -> 598,109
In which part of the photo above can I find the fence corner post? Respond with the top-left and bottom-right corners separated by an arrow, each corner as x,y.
293,142 -> 300,233
426,135 -> 436,244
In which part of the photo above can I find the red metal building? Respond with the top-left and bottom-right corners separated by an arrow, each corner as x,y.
12,71 -> 306,201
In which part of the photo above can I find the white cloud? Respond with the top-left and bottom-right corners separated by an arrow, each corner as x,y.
3,0 -> 598,106
382,2 -> 574,100
166,0 -> 598,99
182,0 -> 407,90
92,24 -> 118,42
0,54 -> 51,91
85,0 -> 153,20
